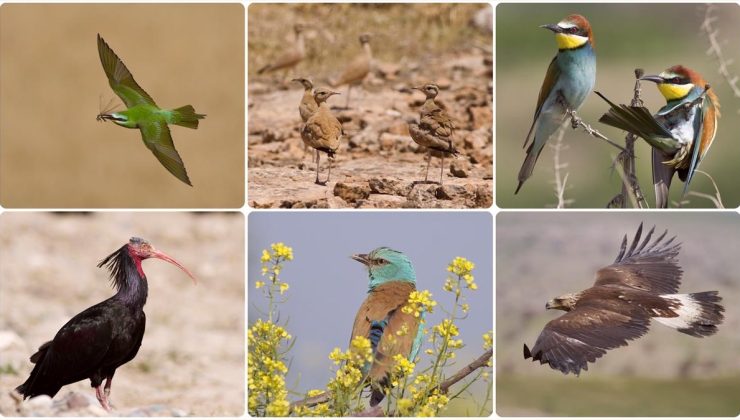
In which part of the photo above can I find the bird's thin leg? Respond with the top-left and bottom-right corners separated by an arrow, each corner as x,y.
345,85 -> 352,109
439,155 -> 445,185
104,375 -> 113,398
424,152 -> 432,182
326,157 -> 333,184
315,151 -> 322,185
95,385 -> 112,412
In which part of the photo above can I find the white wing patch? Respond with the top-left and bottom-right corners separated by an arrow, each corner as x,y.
654,294 -> 701,330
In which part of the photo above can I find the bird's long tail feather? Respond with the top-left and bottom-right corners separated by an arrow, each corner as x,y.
655,291 -> 724,337
515,141 -> 545,194
171,105 -> 206,129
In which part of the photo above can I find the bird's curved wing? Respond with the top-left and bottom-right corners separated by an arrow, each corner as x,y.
593,223 -> 682,294
351,282 -> 419,381
524,302 -> 651,375
524,56 -> 560,148
681,93 -> 720,190
19,305 -> 114,397
420,109 -> 455,138
139,121 -> 192,186
97,34 -> 157,108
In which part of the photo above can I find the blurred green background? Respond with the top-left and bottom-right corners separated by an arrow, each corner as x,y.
497,212 -> 740,416
496,4 -> 740,208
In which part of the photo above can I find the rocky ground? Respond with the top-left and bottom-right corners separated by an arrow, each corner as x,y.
248,49 -> 493,208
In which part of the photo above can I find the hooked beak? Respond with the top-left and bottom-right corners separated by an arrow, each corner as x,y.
351,253 -> 371,266
640,75 -> 664,84
545,300 -> 554,310
150,248 -> 198,284
540,23 -> 563,33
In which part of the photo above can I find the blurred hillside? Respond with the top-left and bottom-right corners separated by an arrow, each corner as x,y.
248,3 -> 490,78
496,4 -> 740,208
496,212 -> 740,416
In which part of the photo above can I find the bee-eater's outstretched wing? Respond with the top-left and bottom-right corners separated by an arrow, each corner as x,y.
138,122 -> 192,186
524,56 -> 560,148
97,34 -> 157,108
595,91 -> 677,151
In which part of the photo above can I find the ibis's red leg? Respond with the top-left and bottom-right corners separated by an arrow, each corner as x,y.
95,384 -> 112,412
104,374 -> 113,398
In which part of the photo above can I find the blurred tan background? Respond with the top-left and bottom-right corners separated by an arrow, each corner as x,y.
497,212 -> 740,416
0,212 -> 244,416
0,4 -> 244,208
497,4 -> 740,208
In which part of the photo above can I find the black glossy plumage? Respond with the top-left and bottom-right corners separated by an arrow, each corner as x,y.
16,241 -> 148,402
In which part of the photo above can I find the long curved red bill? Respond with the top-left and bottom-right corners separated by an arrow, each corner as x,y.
151,249 -> 197,284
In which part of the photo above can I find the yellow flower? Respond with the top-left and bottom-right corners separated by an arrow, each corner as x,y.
461,303 -> 470,313
402,289 -> 437,318
279,282 -> 289,294
392,354 -> 415,376
271,242 -> 294,261
261,249 -> 271,263
483,331 -> 493,350
255,281 -> 265,289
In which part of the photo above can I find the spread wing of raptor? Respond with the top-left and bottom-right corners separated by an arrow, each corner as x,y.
524,224 -> 722,375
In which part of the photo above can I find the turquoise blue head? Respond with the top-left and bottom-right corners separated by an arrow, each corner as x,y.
352,247 -> 416,291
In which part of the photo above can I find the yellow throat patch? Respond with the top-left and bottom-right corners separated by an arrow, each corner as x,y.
555,33 -> 588,50
657,83 -> 693,101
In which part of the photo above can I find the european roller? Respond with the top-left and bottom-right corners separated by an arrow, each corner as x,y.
350,247 -> 425,406
596,65 -> 720,208
516,14 -> 596,194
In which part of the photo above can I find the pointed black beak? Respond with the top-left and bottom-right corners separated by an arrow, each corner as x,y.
640,75 -> 664,84
351,253 -> 370,266
540,23 -> 563,33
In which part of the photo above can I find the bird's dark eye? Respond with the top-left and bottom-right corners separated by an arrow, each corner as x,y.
568,27 -> 579,34
672,77 -> 683,84
373,258 -> 388,265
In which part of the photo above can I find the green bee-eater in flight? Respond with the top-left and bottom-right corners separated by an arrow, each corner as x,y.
96,34 -> 205,186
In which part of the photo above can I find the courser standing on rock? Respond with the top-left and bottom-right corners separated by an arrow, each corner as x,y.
301,88 -> 342,185
524,223 -> 724,375
408,83 -> 459,184
331,33 -> 372,108
16,238 -> 196,411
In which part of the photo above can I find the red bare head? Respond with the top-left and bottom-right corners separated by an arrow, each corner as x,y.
127,237 -> 197,284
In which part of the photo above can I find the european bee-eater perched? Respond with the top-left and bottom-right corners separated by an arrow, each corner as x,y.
96,34 -> 205,186
516,14 -> 596,194
350,247 -> 425,406
596,65 -> 720,208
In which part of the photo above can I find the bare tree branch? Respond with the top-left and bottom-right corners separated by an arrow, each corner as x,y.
568,110 -> 625,151
701,4 -> 740,104
439,349 -> 492,394
549,127 -> 573,209
608,69 -> 648,208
